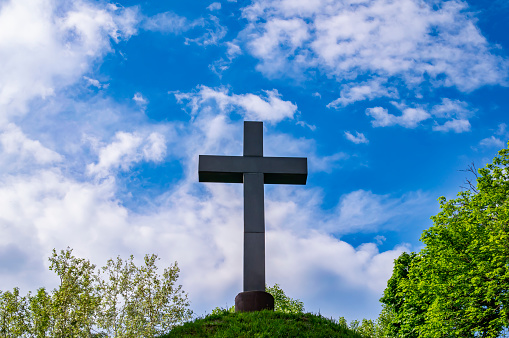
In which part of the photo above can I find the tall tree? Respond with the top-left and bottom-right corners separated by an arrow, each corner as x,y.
380,142 -> 509,337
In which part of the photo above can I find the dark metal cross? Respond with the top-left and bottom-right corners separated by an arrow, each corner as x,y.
199,121 -> 307,292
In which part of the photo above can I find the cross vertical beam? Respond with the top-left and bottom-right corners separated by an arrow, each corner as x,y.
243,122 -> 265,291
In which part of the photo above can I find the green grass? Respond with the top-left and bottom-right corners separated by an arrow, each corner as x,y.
157,310 -> 365,337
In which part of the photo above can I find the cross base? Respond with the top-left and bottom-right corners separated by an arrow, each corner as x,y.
235,291 -> 274,312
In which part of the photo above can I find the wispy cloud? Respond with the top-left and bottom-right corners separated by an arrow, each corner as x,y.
133,92 -> 148,106
479,135 -> 505,148
207,2 -> 221,11
142,11 -> 201,34
328,79 -> 398,108
344,131 -> 368,144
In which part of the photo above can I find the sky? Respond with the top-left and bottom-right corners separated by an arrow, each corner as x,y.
0,0 -> 508,323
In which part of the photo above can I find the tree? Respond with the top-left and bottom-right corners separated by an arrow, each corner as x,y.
48,248 -> 101,336
266,283 -> 304,314
96,254 -> 192,337
338,316 -> 382,338
0,287 -> 30,337
380,142 -> 509,337
0,248 -> 192,337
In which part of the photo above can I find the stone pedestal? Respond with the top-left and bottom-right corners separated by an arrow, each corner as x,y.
235,291 -> 274,312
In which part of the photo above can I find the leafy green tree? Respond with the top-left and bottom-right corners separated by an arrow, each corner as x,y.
0,248 -> 192,337
48,248 -> 101,336
380,142 -> 509,337
28,287 -> 52,337
266,283 -> 304,314
0,287 -> 30,337
338,316 -> 379,338
96,254 -> 192,337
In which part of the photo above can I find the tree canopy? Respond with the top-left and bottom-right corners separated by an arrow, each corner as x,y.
0,248 -> 192,337
380,142 -> 509,337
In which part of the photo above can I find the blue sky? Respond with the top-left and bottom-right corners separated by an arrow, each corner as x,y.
0,0 -> 508,323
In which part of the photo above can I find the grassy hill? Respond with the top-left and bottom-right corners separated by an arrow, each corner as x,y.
157,310 -> 365,337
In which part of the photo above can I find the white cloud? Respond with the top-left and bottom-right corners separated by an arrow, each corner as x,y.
0,163 -> 415,318
185,15 -> 227,46
432,119 -> 471,133
0,123 -> 63,166
133,92 -> 148,106
143,11 -> 200,33
226,42 -> 242,59
174,86 -> 298,123
479,136 -> 505,148
207,2 -> 221,11
83,76 -> 106,89
328,79 -> 398,108
246,17 -> 310,77
496,123 -> 507,136
240,0 -> 507,92
366,106 -> 430,128
210,41 -> 243,77
429,98 -> 473,133
344,131 -> 368,144
431,98 -> 470,119
0,0 -> 139,120
87,131 -> 166,178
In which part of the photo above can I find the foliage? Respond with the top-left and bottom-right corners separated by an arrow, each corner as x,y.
0,287 -> 30,337
379,142 -> 509,337
211,283 -> 304,315
49,248 -> 102,336
338,316 -> 387,338
266,283 -> 304,314
0,248 -> 192,337
97,254 -> 192,337
158,310 -> 365,337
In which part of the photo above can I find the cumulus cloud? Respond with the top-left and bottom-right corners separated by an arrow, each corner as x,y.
431,98 -> 470,119
432,119 -> 471,133
366,106 -> 430,129
174,86 -> 298,123
239,0 -> 507,92
0,0 -> 139,120
87,131 -> 166,178
344,131 -> 368,144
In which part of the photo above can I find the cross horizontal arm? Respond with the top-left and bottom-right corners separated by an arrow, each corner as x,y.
198,155 -> 307,185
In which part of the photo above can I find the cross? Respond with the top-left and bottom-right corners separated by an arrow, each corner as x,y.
198,121 -> 307,292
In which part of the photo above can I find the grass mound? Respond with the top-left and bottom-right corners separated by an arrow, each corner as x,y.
158,310 -> 365,337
